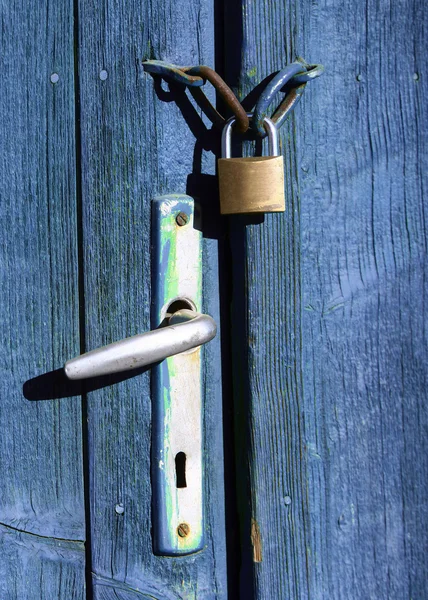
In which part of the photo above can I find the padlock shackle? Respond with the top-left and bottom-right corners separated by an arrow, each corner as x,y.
221,113 -> 279,159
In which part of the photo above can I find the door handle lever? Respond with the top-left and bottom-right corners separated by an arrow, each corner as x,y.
67,195 -> 210,556
64,309 -> 216,380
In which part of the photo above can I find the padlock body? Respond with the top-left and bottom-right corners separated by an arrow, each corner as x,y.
218,156 -> 285,215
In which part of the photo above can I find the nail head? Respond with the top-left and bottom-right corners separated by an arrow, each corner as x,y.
115,503 -> 125,515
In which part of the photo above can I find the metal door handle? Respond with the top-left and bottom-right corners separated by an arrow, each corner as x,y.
66,196 -> 210,556
64,309 -> 216,380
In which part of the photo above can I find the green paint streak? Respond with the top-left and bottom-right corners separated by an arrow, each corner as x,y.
158,198 -> 203,553
248,66 -> 257,78
160,218 -> 179,303
163,379 -> 175,548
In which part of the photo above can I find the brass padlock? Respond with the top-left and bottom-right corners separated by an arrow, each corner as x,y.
218,114 -> 285,215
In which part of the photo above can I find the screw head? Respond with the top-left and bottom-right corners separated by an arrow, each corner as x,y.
115,503 -> 124,515
176,212 -> 189,227
177,522 -> 190,538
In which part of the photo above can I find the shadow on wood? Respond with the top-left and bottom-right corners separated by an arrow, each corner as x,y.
23,366 -> 152,401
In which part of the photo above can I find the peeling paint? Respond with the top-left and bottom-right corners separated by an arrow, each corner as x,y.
251,518 -> 262,563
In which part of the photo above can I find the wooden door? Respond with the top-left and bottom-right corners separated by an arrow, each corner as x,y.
1,0 -> 229,598
1,1 -> 85,598
76,0 -> 228,597
225,0 -> 428,598
2,0 -> 427,598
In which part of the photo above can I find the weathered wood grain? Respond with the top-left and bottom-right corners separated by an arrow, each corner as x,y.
225,2 -> 310,598
77,0 -> 228,596
226,0 -> 428,597
0,524 -> 85,600
0,0 -> 85,597
298,0 -> 428,597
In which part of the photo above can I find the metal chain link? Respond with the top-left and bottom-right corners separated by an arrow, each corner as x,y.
143,60 -> 249,133
253,61 -> 324,136
142,59 -> 323,137
184,66 -> 249,133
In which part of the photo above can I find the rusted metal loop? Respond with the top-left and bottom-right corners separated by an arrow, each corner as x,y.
270,82 -> 308,131
252,62 -> 308,136
142,60 -> 205,87
143,60 -> 323,137
185,66 -> 250,133
142,61 -> 249,133
289,63 -> 325,84
257,64 -> 324,134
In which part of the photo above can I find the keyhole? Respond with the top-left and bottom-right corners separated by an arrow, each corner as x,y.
175,452 -> 187,488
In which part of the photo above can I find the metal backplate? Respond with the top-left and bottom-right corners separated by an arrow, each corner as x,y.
151,194 -> 204,556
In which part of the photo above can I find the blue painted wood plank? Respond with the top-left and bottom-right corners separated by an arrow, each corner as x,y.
225,0 -> 428,597
0,0 -> 85,597
298,0 -> 428,597
0,525 -> 85,600
76,0 -> 227,596
224,3 -> 310,597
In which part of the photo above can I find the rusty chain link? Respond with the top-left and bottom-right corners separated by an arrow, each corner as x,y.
142,59 -> 323,137
143,60 -> 249,133
185,66 -> 249,133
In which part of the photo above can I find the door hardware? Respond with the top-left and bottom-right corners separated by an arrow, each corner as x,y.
64,309 -> 215,380
64,194 -> 212,556
218,113 -> 285,214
